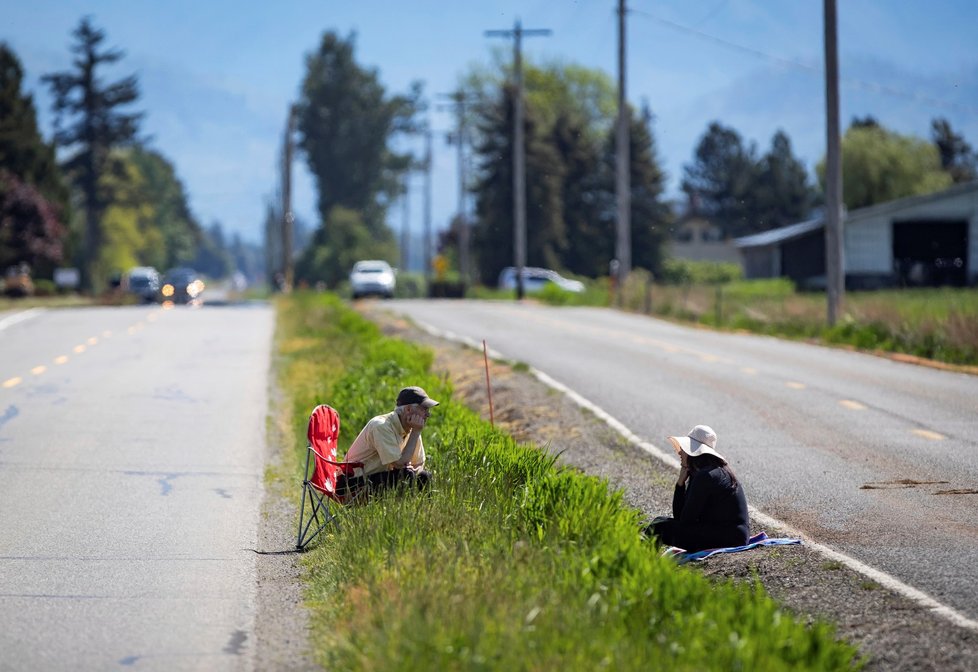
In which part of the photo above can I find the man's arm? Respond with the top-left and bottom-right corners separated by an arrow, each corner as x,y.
393,428 -> 422,468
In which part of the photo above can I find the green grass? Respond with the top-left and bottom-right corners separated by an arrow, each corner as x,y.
274,291 -> 860,671
0,294 -> 95,312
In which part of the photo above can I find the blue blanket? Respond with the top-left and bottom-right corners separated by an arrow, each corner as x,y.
661,531 -> 801,565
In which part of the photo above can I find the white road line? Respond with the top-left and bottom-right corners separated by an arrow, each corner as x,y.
412,317 -> 978,634
0,308 -> 46,333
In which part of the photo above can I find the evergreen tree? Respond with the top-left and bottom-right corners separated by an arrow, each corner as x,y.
0,44 -> 69,213
753,130 -> 814,231
627,106 -> 671,275
931,117 -> 978,184
552,111 -> 607,277
43,17 -> 142,290
681,122 -> 759,237
471,85 -> 564,285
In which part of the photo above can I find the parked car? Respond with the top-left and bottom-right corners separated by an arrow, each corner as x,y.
497,266 -> 585,294
2,263 -> 34,297
125,266 -> 161,303
350,260 -> 396,299
161,267 -> 205,304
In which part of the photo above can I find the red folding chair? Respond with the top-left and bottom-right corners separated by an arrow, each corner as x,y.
295,404 -> 365,550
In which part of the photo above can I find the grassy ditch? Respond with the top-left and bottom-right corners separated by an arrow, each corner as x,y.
276,291 -> 860,671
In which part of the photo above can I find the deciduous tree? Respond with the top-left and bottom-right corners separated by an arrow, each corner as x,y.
0,171 -> 66,275
297,31 -> 420,233
819,123 -> 952,210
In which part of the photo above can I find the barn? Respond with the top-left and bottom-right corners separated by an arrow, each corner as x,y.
734,181 -> 978,289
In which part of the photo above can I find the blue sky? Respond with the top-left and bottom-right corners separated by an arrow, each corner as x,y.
4,0 -> 977,251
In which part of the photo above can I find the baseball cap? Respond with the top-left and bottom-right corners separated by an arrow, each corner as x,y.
395,386 -> 439,409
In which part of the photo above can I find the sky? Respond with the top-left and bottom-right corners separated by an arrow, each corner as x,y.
4,0 -> 978,259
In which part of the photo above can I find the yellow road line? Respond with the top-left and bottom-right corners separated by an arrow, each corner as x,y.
73,345 -> 86,354
785,381 -> 806,389
103,330 -> 112,338
54,355 -> 69,365
741,367 -> 757,375
839,399 -> 866,410
912,429 -> 945,441
31,365 -> 46,376
2,377 -> 22,389
87,337 -> 98,345
147,313 -> 158,322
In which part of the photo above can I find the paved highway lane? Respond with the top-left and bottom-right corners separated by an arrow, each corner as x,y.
0,303 -> 273,670
383,299 -> 978,621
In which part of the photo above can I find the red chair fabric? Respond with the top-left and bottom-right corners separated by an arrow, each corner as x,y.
306,404 -> 353,497
296,404 -> 364,550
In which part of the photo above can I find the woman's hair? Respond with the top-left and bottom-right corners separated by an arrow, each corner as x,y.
688,453 -> 739,490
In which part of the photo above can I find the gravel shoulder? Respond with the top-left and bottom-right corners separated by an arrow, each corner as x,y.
360,303 -> 977,672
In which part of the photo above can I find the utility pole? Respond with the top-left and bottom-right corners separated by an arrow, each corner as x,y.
615,0 -> 631,305
438,90 -> 476,284
423,127 -> 433,284
486,20 -> 551,300
401,172 -> 410,273
281,104 -> 298,292
823,0 -> 844,325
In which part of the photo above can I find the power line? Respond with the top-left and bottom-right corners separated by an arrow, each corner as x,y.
630,8 -> 978,116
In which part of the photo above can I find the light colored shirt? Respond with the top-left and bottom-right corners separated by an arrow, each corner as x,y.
344,410 -> 425,476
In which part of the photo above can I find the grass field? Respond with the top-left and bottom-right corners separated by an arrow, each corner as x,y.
498,272 -> 978,367
274,292 -> 861,671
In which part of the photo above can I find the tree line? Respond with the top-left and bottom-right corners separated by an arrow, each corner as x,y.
1,18 -> 256,293
291,31 -> 978,289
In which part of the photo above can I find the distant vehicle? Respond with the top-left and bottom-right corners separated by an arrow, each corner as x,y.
350,260 -> 395,299
497,267 -> 585,294
2,263 -> 34,297
126,266 -> 161,303
161,267 -> 205,304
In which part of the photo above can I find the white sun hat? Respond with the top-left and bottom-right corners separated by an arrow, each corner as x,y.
667,425 -> 726,462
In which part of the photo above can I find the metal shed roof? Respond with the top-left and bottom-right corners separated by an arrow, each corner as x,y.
733,216 -> 824,249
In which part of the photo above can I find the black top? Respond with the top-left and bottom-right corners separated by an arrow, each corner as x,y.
672,466 -> 749,551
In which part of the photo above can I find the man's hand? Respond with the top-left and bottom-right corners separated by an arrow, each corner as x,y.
403,405 -> 428,431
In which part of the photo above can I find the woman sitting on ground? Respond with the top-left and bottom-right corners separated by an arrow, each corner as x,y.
644,425 -> 749,552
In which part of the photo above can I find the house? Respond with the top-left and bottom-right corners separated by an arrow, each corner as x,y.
733,181 -> 978,288
668,206 -> 741,265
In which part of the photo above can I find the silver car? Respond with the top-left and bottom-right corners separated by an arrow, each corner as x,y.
350,260 -> 396,299
497,266 -> 585,294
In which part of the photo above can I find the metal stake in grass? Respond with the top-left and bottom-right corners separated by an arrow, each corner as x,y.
483,339 -> 495,427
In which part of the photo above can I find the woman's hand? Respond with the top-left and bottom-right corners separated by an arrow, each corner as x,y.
677,453 -> 689,487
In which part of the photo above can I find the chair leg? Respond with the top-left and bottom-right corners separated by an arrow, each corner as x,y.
296,483 -> 342,550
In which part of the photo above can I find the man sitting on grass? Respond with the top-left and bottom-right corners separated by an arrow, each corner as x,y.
338,386 -> 437,496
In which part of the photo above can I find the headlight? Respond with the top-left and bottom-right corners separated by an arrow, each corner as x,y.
161,284 -> 174,297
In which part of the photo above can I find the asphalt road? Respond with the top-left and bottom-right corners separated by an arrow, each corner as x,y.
384,299 -> 978,621
0,301 -> 273,671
